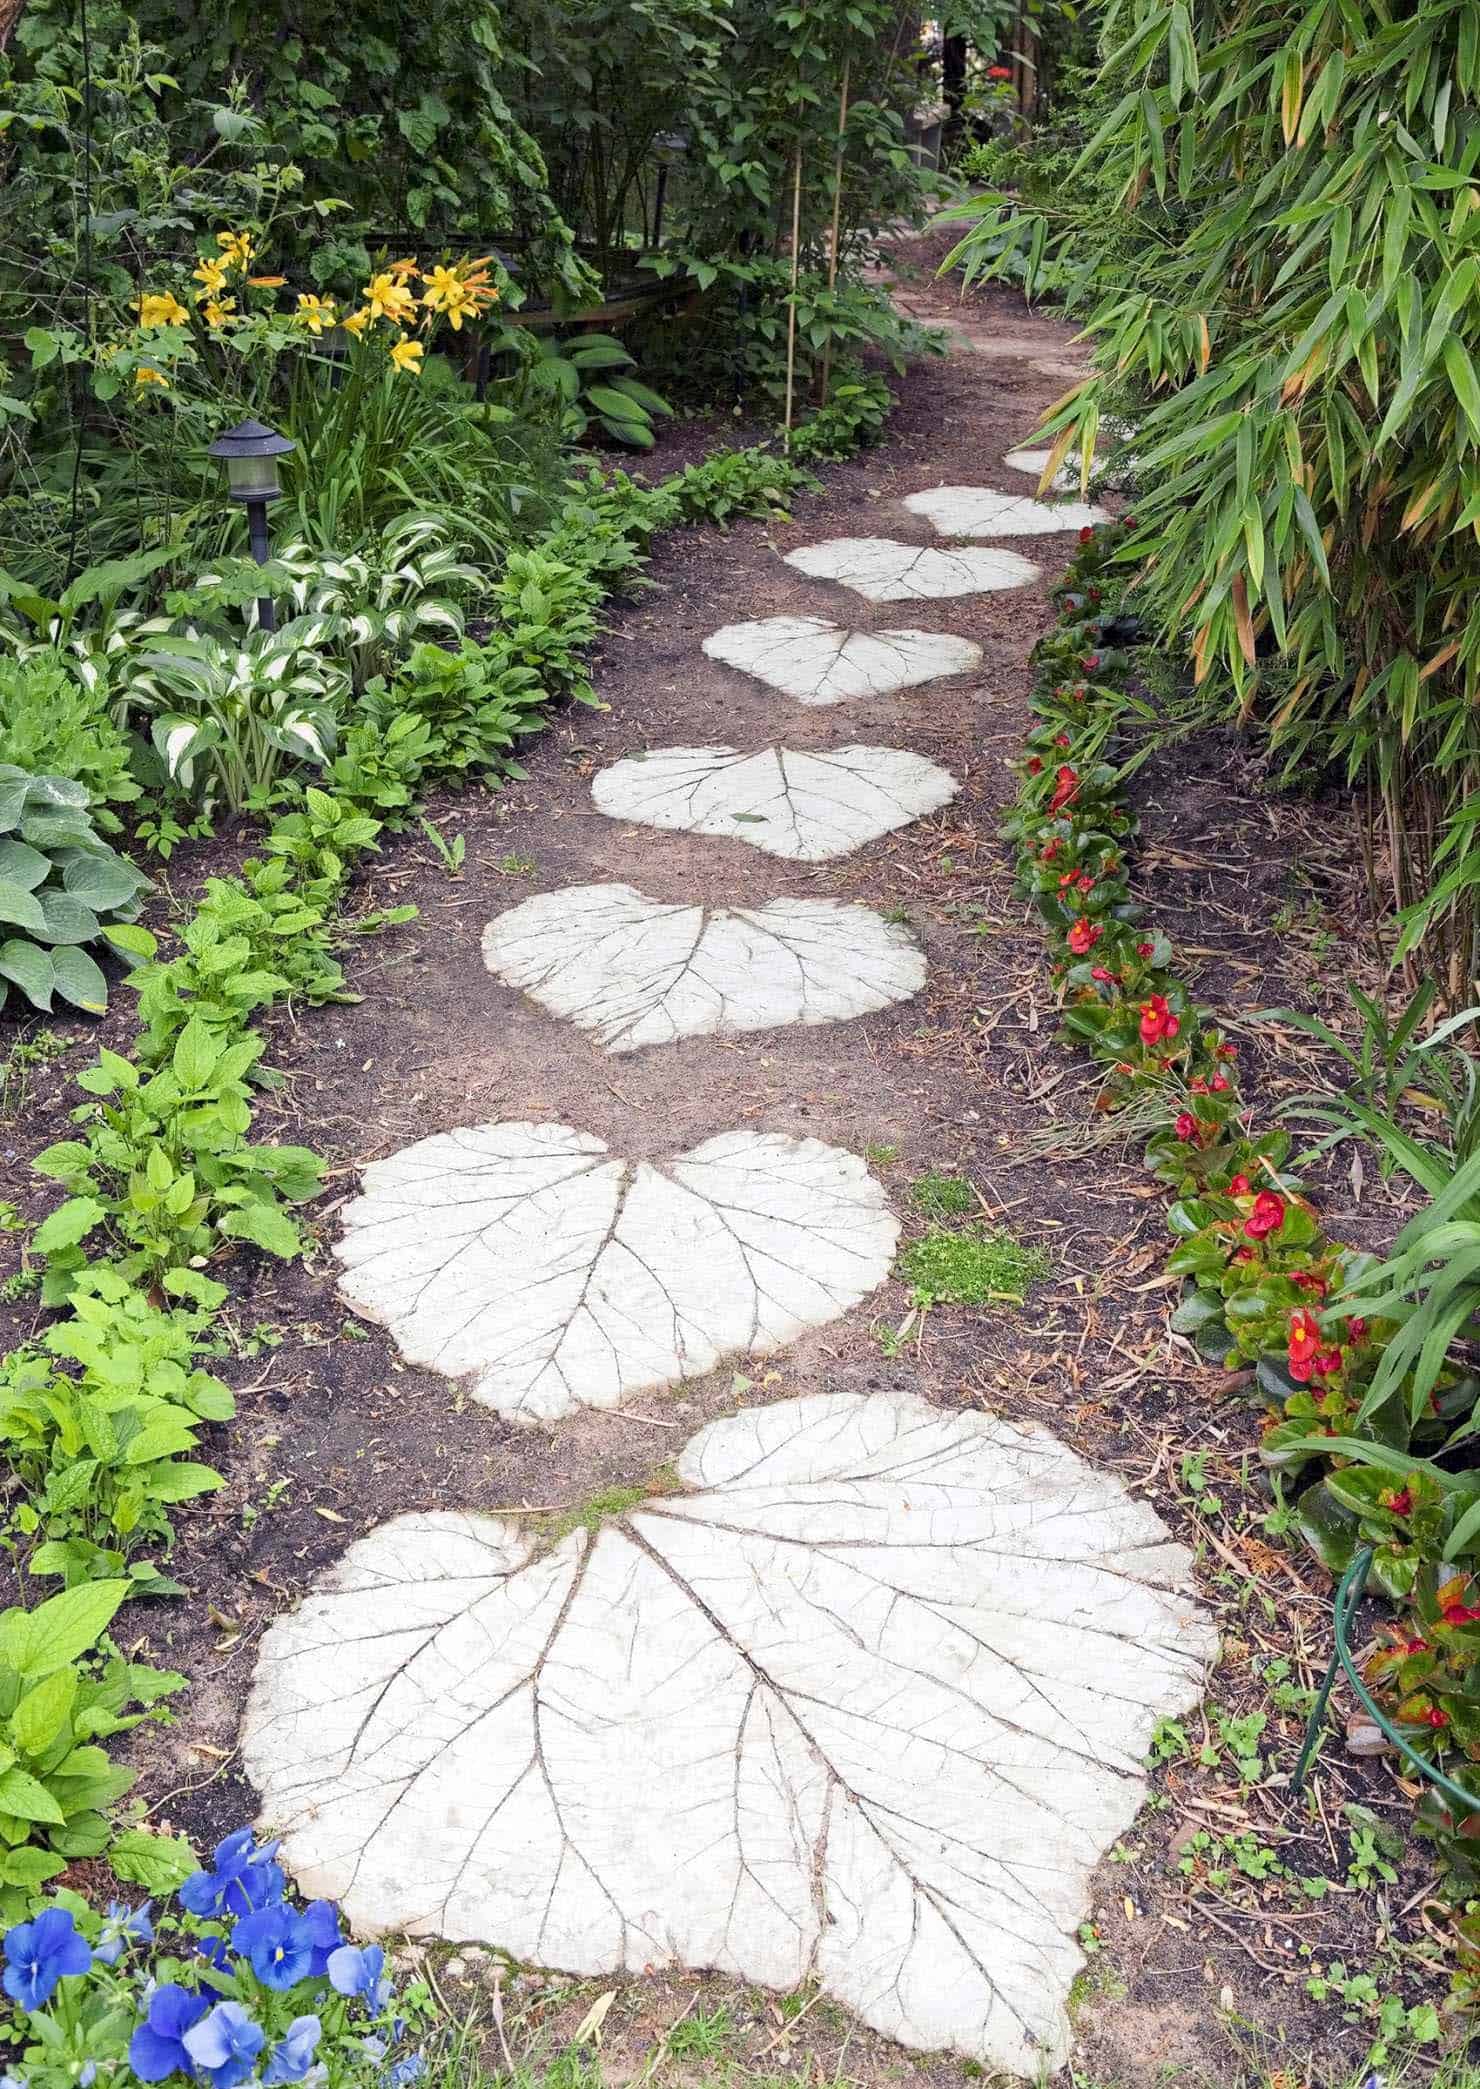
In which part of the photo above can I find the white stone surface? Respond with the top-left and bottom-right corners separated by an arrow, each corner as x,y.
702,616 -> 981,705
1003,448 -> 1091,493
902,487 -> 1110,538
481,884 -> 924,1053
592,744 -> 957,862
244,1389 -> 1215,2075
784,537 -> 1040,602
333,1125 -> 897,1424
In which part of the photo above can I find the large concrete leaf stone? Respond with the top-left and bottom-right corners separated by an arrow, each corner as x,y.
702,615 -> 982,704
592,744 -> 958,861
481,883 -> 925,1052
903,486 -> 1111,537
244,1390 -> 1216,2075
333,1124 -> 898,1424
783,537 -> 1040,601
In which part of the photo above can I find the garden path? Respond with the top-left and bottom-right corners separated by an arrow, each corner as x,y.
225,280 -> 1217,2081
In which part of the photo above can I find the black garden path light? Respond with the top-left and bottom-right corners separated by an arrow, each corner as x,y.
208,417 -> 296,632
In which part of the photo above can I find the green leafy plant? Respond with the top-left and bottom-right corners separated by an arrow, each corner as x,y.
0,657 -> 140,832
507,330 -> 675,449
385,639 -> 550,781
0,772 -> 152,1016
0,1267 -> 231,1586
122,617 -> 345,812
272,513 -> 477,692
0,1578 -> 184,1914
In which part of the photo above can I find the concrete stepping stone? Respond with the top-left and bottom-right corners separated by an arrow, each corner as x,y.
482,883 -> 924,1053
784,537 -> 1039,602
592,744 -> 957,862
702,615 -> 981,705
1004,447 -> 1089,493
244,1388 -> 1215,2075
333,1124 -> 897,1425
903,487 -> 1110,537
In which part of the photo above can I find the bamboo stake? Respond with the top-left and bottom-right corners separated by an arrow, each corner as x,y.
783,141 -> 803,440
818,58 -> 851,409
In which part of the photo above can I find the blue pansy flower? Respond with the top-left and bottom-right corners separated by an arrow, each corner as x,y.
387,2055 -> 426,2087
78,2066 -> 96,2088
128,1982 -> 209,2082
328,1943 -> 392,2010
95,1901 -> 153,1967
300,1901 -> 342,1977
230,1906 -> 315,1992
2,1909 -> 92,2010
262,2015 -> 322,2087
180,1830 -> 284,1922
182,2001 -> 267,2089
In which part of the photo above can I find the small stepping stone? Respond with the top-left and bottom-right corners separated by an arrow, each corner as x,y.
333,1124 -> 897,1424
903,486 -> 1110,538
784,537 -> 1039,602
244,1388 -> 1215,2075
482,883 -> 924,1053
592,743 -> 958,861
702,615 -> 981,705
1004,447 -> 1089,492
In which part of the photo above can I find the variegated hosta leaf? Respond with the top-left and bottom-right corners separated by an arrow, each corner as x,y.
244,1389 -> 1215,2074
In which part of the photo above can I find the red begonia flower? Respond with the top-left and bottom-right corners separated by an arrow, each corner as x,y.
1387,1488 -> 1413,1517
1054,732 -> 1070,748
1026,756 -> 1043,775
1174,1112 -> 1196,1141
1210,1071 -> 1230,1092
1082,653 -> 1101,671
1426,1705 -> 1449,1729
1287,1307 -> 1322,1381
1048,765 -> 1079,814
1067,918 -> 1101,955
1311,1349 -> 1342,1377
1189,1077 -> 1207,1095
1078,525 -> 1095,544
1243,1190 -> 1285,1240
1139,993 -> 1177,1045
1136,941 -> 1154,958
1228,1174 -> 1251,1196
1348,1316 -> 1368,1341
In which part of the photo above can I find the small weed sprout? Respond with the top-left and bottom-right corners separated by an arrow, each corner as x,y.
898,1226 -> 1048,1307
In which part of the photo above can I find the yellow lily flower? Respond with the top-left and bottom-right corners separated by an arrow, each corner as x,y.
363,271 -> 417,326
342,306 -> 373,337
135,291 -> 190,330
294,294 -> 339,336
203,297 -> 238,329
390,335 -> 425,374
193,256 -> 229,299
215,230 -> 256,270
135,366 -> 170,388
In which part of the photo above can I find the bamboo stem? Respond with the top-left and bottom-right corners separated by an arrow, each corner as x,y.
783,142 -> 803,440
818,59 -> 851,409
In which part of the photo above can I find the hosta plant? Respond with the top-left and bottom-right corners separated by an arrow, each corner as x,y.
0,771 -> 151,1016
273,512 -> 477,693
121,618 -> 345,813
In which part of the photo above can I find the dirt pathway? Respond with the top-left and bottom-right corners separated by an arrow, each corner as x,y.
130,279 -> 1292,2088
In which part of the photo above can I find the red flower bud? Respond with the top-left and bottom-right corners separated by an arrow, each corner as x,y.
1078,525 -> 1095,544
1026,755 -> 1043,775
1091,965 -> 1117,984
1228,1174 -> 1251,1196
1387,1488 -> 1413,1517
1137,941 -> 1154,958
1311,1349 -> 1342,1377
1426,1705 -> 1449,1729
1210,1072 -> 1230,1092
1189,1077 -> 1208,1095
1174,1112 -> 1197,1141
1054,732 -> 1070,748
1348,1316 -> 1368,1341
1232,1245 -> 1253,1263
1082,654 -> 1101,672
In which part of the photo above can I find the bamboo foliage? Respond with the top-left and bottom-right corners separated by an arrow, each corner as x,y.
951,0 -> 1480,986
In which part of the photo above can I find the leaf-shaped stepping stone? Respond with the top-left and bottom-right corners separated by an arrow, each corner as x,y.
481,884 -> 924,1053
592,745 -> 957,861
702,616 -> 981,705
334,1125 -> 897,1424
1003,447 -> 1086,492
784,538 -> 1039,602
244,1388 -> 1215,2073
902,487 -> 1110,538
